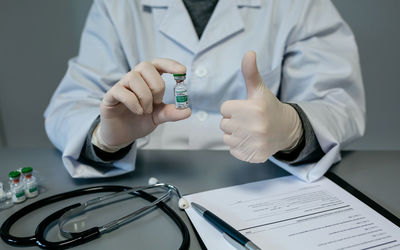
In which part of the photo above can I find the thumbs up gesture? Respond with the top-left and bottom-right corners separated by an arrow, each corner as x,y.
220,51 -> 303,163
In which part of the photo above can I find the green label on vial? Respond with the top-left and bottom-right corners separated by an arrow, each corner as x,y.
176,95 -> 188,102
16,191 -> 25,198
29,187 -> 38,193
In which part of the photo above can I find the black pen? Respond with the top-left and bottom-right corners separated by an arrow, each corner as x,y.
191,202 -> 262,250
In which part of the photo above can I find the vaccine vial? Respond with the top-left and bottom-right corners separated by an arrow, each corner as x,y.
8,171 -> 26,203
22,167 -> 39,198
0,182 -> 13,210
173,73 -> 189,109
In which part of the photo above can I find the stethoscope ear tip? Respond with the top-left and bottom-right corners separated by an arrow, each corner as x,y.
148,177 -> 159,185
178,198 -> 189,209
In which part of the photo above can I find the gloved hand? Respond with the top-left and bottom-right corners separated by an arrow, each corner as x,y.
220,51 -> 303,163
93,59 -> 191,152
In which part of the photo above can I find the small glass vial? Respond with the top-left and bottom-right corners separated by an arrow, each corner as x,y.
173,73 -> 189,109
9,171 -> 26,203
0,182 -> 13,210
22,167 -> 39,198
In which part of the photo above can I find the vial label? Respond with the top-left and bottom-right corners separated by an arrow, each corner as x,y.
176,94 -> 188,102
25,181 -> 39,198
175,90 -> 188,109
15,191 -> 24,198
12,186 -> 26,203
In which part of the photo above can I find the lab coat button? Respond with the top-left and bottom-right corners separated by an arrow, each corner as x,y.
197,111 -> 208,121
195,67 -> 207,78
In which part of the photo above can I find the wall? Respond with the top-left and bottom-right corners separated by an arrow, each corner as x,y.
0,0 -> 92,147
333,0 -> 400,149
0,0 -> 399,150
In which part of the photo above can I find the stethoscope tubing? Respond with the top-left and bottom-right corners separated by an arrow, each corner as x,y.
1,185 -> 123,246
36,202 -> 100,249
0,186 -> 190,249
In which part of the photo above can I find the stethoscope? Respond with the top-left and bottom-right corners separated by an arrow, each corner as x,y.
0,178 -> 190,249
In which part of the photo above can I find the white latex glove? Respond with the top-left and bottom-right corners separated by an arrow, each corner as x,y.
220,51 -> 303,163
94,59 -> 191,152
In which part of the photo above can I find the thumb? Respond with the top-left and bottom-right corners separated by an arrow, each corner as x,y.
241,51 -> 264,99
153,103 -> 191,125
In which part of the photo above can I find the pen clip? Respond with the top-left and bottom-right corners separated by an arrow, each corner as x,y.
223,233 -> 247,250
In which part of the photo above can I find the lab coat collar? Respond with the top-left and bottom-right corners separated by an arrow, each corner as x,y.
197,0 -> 245,54
158,0 -> 199,54
142,0 -> 257,54
141,0 -> 261,8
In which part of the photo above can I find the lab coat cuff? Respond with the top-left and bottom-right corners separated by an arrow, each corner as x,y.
80,115 -> 134,163
271,144 -> 340,183
62,144 -> 137,178
272,101 -> 344,182
274,103 -> 325,164
59,110 -> 137,178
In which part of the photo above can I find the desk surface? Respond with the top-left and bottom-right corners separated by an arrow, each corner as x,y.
0,149 -> 398,249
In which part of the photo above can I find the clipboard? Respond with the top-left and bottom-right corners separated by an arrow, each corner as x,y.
325,171 -> 400,227
185,172 -> 400,250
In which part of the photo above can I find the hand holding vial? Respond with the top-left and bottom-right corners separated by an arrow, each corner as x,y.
95,59 -> 191,152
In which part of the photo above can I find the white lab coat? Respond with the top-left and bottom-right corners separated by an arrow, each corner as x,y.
44,0 -> 365,182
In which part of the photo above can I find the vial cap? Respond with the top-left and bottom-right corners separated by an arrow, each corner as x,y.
173,73 -> 186,81
8,171 -> 21,179
21,167 -> 33,174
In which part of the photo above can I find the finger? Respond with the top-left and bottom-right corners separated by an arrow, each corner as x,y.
220,100 -> 247,118
228,140 -> 261,163
220,100 -> 235,118
101,88 -> 120,106
241,51 -> 264,99
235,149 -> 260,163
133,62 -> 165,104
152,58 -> 186,75
103,85 -> 143,115
229,147 -> 247,162
153,103 -> 191,125
124,71 -> 153,114
223,134 -> 241,147
220,118 -> 233,134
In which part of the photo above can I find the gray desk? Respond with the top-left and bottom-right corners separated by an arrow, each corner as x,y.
0,149 -> 399,249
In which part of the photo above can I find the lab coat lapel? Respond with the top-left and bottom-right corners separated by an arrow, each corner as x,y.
197,0 -> 245,55
158,0 -> 199,54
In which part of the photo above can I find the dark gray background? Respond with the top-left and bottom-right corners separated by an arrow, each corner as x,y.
0,0 -> 399,149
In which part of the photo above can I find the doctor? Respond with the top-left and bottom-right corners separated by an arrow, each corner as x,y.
44,0 -> 365,182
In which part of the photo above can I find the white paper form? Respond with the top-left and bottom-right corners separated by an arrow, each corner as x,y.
184,176 -> 400,250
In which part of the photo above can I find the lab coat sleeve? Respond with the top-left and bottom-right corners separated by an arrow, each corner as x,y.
44,0 -> 137,178
270,0 -> 366,182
